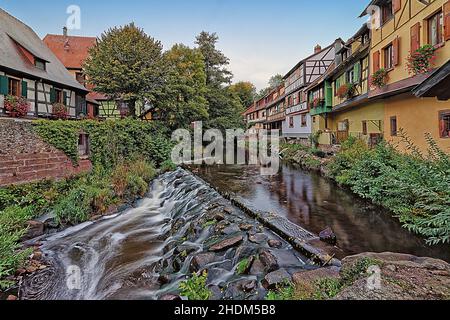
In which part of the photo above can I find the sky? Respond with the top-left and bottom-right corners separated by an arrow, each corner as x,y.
0,0 -> 369,90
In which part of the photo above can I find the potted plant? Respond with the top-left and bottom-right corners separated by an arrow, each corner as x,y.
4,95 -> 29,118
337,83 -> 356,99
370,69 -> 389,89
406,44 -> 437,75
52,103 -> 69,120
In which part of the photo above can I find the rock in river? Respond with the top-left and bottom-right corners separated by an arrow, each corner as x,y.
248,233 -> 268,244
191,253 -> 216,272
319,227 -> 337,245
210,235 -> 244,252
259,250 -> 279,272
262,269 -> 292,290
268,239 -> 283,249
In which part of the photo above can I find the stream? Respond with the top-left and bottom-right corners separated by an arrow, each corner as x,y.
194,163 -> 450,262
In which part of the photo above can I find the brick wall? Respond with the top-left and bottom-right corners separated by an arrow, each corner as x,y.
0,119 -> 92,187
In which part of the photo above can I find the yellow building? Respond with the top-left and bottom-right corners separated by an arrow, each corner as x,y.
362,0 -> 450,153
307,25 -> 385,147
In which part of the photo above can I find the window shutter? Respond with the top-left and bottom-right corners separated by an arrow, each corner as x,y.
63,91 -> 68,106
445,1 -> 450,41
50,87 -> 56,103
325,81 -> 333,106
373,51 -> 380,72
0,75 -> 9,95
353,62 -> 361,83
21,81 -> 28,98
393,36 -> 400,66
410,22 -> 421,53
392,0 -> 401,13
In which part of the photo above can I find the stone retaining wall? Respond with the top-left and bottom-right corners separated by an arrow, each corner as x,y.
0,119 -> 92,186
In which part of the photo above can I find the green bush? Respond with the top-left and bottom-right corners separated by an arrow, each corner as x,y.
53,186 -> 94,225
179,271 -> 212,300
327,136 -> 450,244
0,206 -> 35,289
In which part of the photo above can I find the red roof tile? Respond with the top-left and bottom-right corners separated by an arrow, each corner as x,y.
43,34 -> 97,69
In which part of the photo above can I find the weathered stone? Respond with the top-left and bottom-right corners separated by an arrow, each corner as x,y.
210,235 -> 244,252
269,249 -> 304,269
222,224 -> 241,236
259,250 -> 279,272
234,245 -> 257,265
242,280 -> 257,293
207,268 -> 230,285
158,274 -> 171,285
214,213 -> 225,222
175,243 -> 199,255
191,253 -> 216,272
22,220 -> 44,240
239,223 -> 253,231
335,252 -> 450,300
223,207 -> 233,214
262,269 -> 292,290
36,212 -> 58,228
319,227 -> 337,245
292,267 -> 341,295
250,258 -> 265,276
268,239 -> 283,249
160,294 -> 182,301
6,295 -> 18,301
208,285 -> 223,300
248,233 -> 268,244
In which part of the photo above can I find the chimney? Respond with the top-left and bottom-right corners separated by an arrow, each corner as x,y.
63,26 -> 68,37
314,44 -> 322,54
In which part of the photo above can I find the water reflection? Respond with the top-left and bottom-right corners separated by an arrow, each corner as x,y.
195,163 -> 450,262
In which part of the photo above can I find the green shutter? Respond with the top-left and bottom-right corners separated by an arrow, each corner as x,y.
63,91 -> 68,106
50,87 -> 56,103
353,62 -> 361,83
21,81 -> 28,98
325,81 -> 333,107
0,75 -> 8,95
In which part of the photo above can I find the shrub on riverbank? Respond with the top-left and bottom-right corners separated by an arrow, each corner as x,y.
280,143 -> 324,171
327,136 -> 450,245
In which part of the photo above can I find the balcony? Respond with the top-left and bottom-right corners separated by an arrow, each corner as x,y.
266,110 -> 285,123
286,102 -> 308,115
310,102 -> 332,116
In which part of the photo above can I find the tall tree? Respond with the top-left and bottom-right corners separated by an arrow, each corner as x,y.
228,81 -> 256,109
195,32 -> 232,87
195,31 -> 244,130
256,74 -> 284,99
84,23 -> 166,118
160,44 -> 208,129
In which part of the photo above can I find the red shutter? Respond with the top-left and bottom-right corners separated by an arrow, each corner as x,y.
392,0 -> 401,14
410,22 -> 421,53
373,51 -> 380,72
445,0 -> 450,41
393,36 -> 400,66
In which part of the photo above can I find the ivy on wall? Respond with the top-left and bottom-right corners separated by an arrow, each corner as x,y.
33,119 -> 174,168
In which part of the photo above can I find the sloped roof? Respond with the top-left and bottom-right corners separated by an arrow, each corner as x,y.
0,9 -> 87,92
243,103 -> 256,116
43,34 -> 97,69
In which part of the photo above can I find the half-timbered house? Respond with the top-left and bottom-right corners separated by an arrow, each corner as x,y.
0,9 -> 88,119
282,40 -> 343,140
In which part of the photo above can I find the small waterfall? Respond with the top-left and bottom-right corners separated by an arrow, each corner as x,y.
21,169 -> 308,300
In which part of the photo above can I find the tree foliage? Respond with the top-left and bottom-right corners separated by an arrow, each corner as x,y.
228,81 -> 256,109
83,23 -> 166,117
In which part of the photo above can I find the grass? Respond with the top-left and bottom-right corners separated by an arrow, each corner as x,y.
236,258 -> 252,275
0,159 -> 158,291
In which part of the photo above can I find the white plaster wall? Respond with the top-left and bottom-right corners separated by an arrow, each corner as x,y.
282,113 -> 313,138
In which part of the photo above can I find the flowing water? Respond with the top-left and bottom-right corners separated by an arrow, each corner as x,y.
194,163 -> 450,262
21,169 -> 309,300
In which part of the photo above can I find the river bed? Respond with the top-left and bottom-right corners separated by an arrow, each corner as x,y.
194,163 -> 450,262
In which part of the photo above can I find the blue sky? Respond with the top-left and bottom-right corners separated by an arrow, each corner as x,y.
0,0 -> 369,89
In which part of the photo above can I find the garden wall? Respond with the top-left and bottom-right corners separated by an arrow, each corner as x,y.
0,119 -> 92,186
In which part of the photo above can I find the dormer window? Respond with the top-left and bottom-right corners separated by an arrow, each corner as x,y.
35,58 -> 46,71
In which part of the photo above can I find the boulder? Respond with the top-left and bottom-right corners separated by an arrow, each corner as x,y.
191,253 -> 216,272
250,258 -> 266,276
319,227 -> 337,245
262,269 -> 292,290
268,239 -> 283,249
259,250 -> 279,273
335,252 -> 450,300
234,245 -> 258,264
242,280 -> 257,293
222,224 -> 241,236
210,236 -> 244,252
248,233 -> 268,245
160,294 -> 182,301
